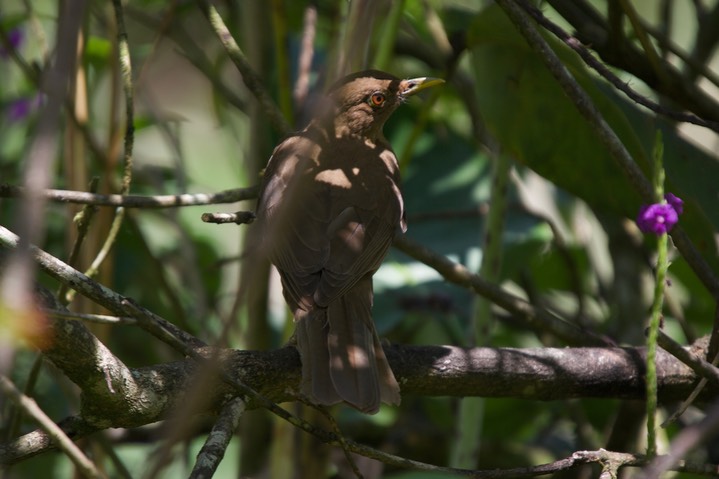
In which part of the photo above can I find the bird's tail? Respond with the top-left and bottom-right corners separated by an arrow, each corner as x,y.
295,279 -> 400,414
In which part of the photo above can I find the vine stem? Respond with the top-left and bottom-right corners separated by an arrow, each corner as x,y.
646,132 -> 668,458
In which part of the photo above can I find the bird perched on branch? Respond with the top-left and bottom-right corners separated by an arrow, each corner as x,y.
256,70 -> 443,414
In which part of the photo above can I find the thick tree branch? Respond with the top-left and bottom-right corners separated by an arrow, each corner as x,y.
40,311 -> 168,429
0,342 -> 713,466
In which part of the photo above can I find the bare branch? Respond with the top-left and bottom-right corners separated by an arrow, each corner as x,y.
0,225 -> 205,351
0,184 -> 259,208
44,309 -> 138,325
189,397 -> 246,479
657,330 -> 719,384
546,0 -> 719,124
201,211 -> 256,225
197,1 -> 292,136
393,235 -> 611,346
0,376 -> 103,478
516,0 -> 719,132
1,343 -> 715,472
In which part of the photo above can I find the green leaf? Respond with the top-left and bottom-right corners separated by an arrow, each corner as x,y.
467,5 -> 647,218
85,35 -> 112,66
467,4 -> 718,267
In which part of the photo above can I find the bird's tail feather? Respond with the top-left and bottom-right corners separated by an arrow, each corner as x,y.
295,280 -> 400,414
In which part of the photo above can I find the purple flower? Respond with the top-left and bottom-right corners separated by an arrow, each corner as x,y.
665,193 -> 683,215
0,28 -> 23,59
636,193 -> 683,235
7,98 -> 31,121
6,96 -> 42,122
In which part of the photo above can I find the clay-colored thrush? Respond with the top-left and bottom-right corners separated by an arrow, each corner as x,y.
256,70 -> 443,414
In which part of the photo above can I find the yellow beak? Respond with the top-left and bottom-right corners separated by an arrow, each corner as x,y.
400,77 -> 445,97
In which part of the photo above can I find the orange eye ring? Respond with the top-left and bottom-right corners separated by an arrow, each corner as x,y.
369,92 -> 386,107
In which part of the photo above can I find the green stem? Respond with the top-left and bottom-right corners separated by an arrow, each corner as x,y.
271,0 -> 294,125
646,232 -> 667,458
66,2 -> 136,303
450,151 -> 510,468
372,0 -> 406,71
646,131 -> 666,458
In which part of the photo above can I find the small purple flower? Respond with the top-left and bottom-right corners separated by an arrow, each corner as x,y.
6,96 -> 41,122
636,193 -> 683,235
0,28 -> 23,58
665,193 -> 683,215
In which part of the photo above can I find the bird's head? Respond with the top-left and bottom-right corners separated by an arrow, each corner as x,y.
326,70 -> 444,139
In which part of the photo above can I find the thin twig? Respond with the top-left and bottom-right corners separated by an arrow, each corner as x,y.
201,211 -> 256,225
126,6 -> 248,113
0,184 -> 259,208
657,331 -> 719,385
75,0 -> 137,297
4,356 -> 44,442
44,309 -> 139,326
111,0 -> 135,196
0,225 -> 206,351
641,399 -> 719,478
0,375 -> 105,479
516,0 -> 719,132
393,235 -> 611,346
58,177 -> 100,304
641,16 -> 719,90
310,403 -> 364,479
198,0 -> 292,136
189,397 -> 246,479
617,0 -> 672,90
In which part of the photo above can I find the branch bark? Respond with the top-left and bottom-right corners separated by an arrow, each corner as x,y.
0,184 -> 259,208
0,338 -> 712,465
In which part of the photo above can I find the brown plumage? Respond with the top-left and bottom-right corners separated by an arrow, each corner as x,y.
256,70 -> 443,414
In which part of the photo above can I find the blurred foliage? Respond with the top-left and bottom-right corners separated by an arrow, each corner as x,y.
1,0 -> 718,478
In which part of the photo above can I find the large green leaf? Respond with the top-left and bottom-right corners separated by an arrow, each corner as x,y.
468,6 -> 647,217
467,6 -> 718,264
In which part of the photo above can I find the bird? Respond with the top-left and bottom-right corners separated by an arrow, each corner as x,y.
255,70 -> 443,414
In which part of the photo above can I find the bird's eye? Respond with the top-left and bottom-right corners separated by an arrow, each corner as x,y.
368,92 -> 386,107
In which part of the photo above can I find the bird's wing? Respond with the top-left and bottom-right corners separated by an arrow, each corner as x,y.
313,198 -> 399,307
256,135 -> 331,308
257,135 -> 404,310
313,145 -> 404,307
